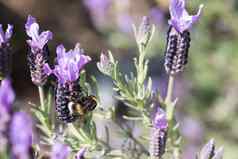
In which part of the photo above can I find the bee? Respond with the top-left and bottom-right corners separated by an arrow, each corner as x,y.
68,95 -> 97,117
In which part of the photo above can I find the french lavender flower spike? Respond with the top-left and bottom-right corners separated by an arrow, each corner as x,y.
25,15 -> 53,86
10,112 -> 33,159
164,0 -> 203,75
150,107 -> 168,158
44,43 -> 96,123
51,142 -> 71,159
198,139 -> 223,159
0,79 -> 15,152
0,24 -> 14,78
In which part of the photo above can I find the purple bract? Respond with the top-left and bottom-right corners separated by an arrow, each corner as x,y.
51,142 -> 71,159
0,24 -> 13,47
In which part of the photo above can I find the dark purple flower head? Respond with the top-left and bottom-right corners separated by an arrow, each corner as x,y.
75,148 -> 86,159
169,0 -> 204,33
10,112 -> 33,159
25,15 -> 53,52
0,24 -> 13,47
44,43 -> 91,85
0,79 -> 15,111
51,142 -> 71,159
153,107 -> 168,130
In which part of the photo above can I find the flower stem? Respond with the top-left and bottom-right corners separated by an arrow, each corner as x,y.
165,75 -> 175,121
38,86 -> 45,109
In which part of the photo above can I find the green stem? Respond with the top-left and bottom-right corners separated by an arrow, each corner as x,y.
165,75 -> 175,121
38,86 -> 45,109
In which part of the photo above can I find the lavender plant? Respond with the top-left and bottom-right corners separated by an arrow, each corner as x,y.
0,0 -> 226,159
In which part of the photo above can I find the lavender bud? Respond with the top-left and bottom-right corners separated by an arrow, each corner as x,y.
10,112 -> 33,159
150,108 -> 168,158
75,148 -> 86,159
51,142 -> 71,159
0,24 -> 13,78
198,139 -> 223,159
136,16 -> 153,48
97,52 -> 113,76
164,0 -> 203,75
25,15 -> 52,86
45,44 -> 97,123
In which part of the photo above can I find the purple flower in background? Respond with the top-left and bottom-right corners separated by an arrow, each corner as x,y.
153,107 -> 168,130
169,0 -> 204,33
117,14 -> 133,33
10,112 -> 33,159
0,79 -> 15,111
44,43 -> 91,85
51,142 -> 71,159
149,7 -> 164,26
0,24 -> 13,47
25,15 -> 52,86
25,15 -> 52,52
75,148 -> 86,159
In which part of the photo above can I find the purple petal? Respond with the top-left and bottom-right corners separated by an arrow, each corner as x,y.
5,24 -> 13,41
213,147 -> 224,159
0,79 -> 15,111
75,148 -> 86,159
0,25 -> 5,44
56,44 -> 66,60
51,142 -> 71,159
43,64 -> 53,75
37,31 -> 53,49
170,0 -> 185,19
200,139 -> 215,159
25,15 -> 39,41
10,112 -> 33,158
154,107 -> 168,130
78,55 -> 91,71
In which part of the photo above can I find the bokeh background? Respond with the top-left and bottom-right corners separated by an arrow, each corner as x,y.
0,0 -> 237,158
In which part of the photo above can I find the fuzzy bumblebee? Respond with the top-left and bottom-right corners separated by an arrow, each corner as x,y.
55,81 -> 97,123
164,27 -> 191,75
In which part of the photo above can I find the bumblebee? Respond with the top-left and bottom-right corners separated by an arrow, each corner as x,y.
55,81 -> 97,123
68,95 -> 97,116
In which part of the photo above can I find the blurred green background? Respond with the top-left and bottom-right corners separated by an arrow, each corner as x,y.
0,0 -> 237,158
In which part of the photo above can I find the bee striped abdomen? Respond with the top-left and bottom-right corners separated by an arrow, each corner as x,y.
164,27 -> 191,75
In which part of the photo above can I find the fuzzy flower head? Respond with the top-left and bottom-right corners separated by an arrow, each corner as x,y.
0,79 -> 15,111
10,112 -> 33,159
51,142 -> 71,159
25,15 -> 53,52
153,107 -> 168,130
44,43 -> 91,85
169,0 -> 204,33
0,24 -> 13,47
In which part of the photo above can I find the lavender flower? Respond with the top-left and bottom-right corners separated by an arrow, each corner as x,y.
44,43 -> 91,85
10,112 -> 33,159
169,0 -> 204,33
149,7 -> 164,26
0,24 -> 13,77
164,0 -> 203,75
150,107 -> 168,158
51,142 -> 71,159
25,15 -> 52,86
75,148 -> 86,159
44,43 -> 94,123
0,79 -> 15,152
197,139 -> 223,159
